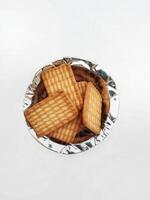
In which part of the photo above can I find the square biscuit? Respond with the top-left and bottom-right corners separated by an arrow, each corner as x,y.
48,114 -> 82,143
47,82 -> 87,143
77,81 -> 87,100
41,64 -> 83,110
24,92 -> 78,137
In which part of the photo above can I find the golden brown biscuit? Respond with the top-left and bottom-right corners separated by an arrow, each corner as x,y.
72,66 -> 110,129
24,92 -> 78,137
82,82 -> 102,134
77,81 -> 87,100
49,114 -> 82,143
76,81 -> 87,133
41,64 -> 83,110
48,82 -> 87,144
72,66 -> 110,100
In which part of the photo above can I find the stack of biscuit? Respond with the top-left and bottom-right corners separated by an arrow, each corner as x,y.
25,63 -> 109,144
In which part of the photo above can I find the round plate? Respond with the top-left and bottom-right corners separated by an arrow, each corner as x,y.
23,57 -> 119,154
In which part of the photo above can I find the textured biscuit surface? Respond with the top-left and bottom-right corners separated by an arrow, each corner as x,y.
82,82 -> 102,134
49,114 -> 82,143
77,81 -> 87,100
47,82 -> 87,144
41,64 -> 83,110
76,81 -> 88,132
25,92 -> 78,137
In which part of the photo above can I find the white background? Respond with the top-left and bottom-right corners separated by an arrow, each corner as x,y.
0,0 -> 150,199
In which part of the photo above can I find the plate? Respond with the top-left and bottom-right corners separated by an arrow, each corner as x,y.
23,57 -> 119,154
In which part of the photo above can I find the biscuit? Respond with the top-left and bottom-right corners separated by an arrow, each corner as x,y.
24,92 -> 78,137
78,81 -> 87,129
48,82 -> 87,143
41,64 -> 83,110
73,66 -> 110,100
77,81 -> 87,100
82,82 -> 102,134
49,114 -> 82,143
